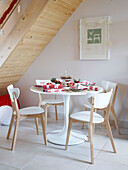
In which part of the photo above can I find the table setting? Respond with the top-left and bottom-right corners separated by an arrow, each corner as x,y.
33,76 -> 101,94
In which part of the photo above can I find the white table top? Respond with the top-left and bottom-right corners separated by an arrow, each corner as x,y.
30,86 -> 103,96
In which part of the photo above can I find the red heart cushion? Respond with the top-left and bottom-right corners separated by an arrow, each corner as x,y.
0,94 -> 20,108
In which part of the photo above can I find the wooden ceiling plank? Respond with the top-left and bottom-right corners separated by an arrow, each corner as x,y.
0,0 -> 49,67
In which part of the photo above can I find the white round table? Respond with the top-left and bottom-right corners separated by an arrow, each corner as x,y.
30,86 -> 103,146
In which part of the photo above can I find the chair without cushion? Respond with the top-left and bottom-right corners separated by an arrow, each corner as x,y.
65,89 -> 116,164
7,85 -> 47,151
82,80 -> 120,135
35,80 -> 64,133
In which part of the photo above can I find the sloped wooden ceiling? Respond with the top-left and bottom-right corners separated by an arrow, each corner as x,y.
0,0 -> 82,95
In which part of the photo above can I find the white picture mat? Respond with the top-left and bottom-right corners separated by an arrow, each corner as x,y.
80,16 -> 110,60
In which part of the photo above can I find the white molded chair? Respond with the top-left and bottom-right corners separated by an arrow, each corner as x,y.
35,80 -> 64,132
7,84 -> 40,136
7,84 -> 14,90
65,89 -> 116,164
82,80 -> 120,135
7,85 -> 47,151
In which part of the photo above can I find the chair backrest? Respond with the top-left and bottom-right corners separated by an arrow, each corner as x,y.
36,80 -> 51,85
7,84 -> 14,91
101,80 -> 118,106
7,85 -> 20,115
93,89 -> 113,109
101,80 -> 117,93
90,89 -> 113,123
7,86 -> 20,102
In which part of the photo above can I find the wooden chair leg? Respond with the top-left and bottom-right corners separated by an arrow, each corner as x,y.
44,105 -> 48,132
88,123 -> 90,142
104,110 -> 106,117
111,107 -> 121,135
92,123 -> 95,138
89,124 -> 94,164
7,114 -> 15,139
65,118 -> 72,150
35,117 -> 39,135
94,109 -> 97,112
55,105 -> 58,120
11,116 -> 20,151
81,123 -> 84,129
40,114 -> 47,145
81,106 -> 87,129
105,120 -> 116,153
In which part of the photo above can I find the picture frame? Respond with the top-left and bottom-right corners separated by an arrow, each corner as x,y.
80,16 -> 111,60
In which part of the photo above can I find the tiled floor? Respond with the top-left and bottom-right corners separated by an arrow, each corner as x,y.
0,118 -> 128,170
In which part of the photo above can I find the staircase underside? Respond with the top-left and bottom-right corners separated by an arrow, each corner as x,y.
0,0 -> 82,95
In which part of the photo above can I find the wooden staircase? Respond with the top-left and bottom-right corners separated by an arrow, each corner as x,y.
0,0 -> 82,95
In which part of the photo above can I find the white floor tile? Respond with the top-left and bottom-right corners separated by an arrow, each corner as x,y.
96,128 -> 128,166
87,159 -> 128,170
23,149 -> 90,170
0,164 -> 19,170
0,119 -> 128,170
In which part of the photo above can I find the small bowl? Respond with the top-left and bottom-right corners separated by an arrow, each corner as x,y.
63,87 -> 70,90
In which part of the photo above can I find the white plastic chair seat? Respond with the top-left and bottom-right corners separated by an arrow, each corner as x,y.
70,111 -> 104,124
14,107 -> 44,116
41,99 -> 64,105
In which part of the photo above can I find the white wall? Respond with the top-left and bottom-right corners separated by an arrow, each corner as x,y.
16,0 -> 128,122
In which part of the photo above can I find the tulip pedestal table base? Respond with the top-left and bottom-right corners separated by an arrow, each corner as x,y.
47,95 -> 88,146
47,129 -> 87,146
30,86 -> 103,146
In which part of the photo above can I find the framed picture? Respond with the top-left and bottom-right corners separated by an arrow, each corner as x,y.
80,16 -> 111,60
